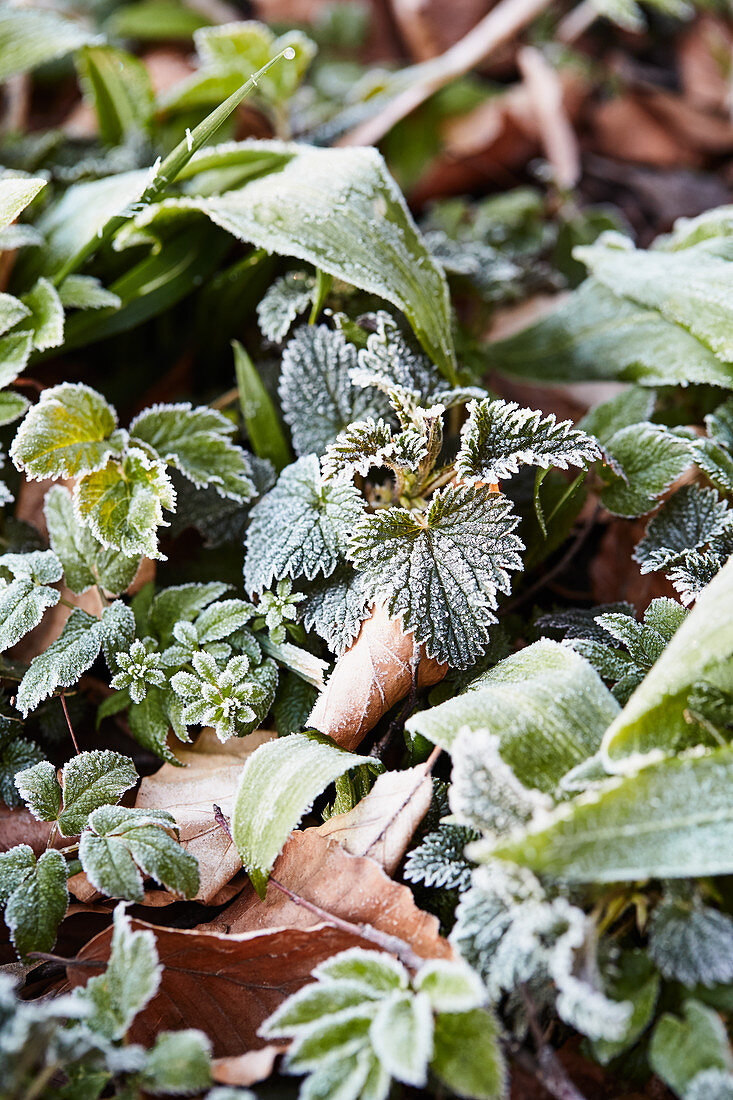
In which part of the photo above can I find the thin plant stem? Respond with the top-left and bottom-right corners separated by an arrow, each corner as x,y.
60,693 -> 80,755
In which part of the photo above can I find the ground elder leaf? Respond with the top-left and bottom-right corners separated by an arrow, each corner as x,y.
141,1029 -> 213,1095
11,382 -> 120,481
14,760 -> 61,822
431,1008 -> 506,1100
18,278 -> 65,352
369,991 -> 433,1087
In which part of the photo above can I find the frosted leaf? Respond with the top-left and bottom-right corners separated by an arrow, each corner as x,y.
0,549 -> 63,584
602,424 -> 694,517
17,278 -> 64,352
3,848 -> 68,958
0,332 -> 32,391
650,1000 -> 733,1100
649,895 -> 733,988
0,6 -> 94,81
354,311 -> 440,404
634,485 -> 733,573
140,1029 -> 212,1095
278,325 -> 384,457
667,533 -> 733,605
171,650 -> 275,742
130,402 -> 255,502
349,484 -> 523,668
455,397 -> 601,485
10,382 -> 121,481
74,447 -> 176,559
148,581 -> 231,641
0,176 -> 45,230
16,609 -> 103,718
403,825 -> 476,892
686,1069 -> 733,1100
592,0 -> 692,32
0,728 -> 43,808
707,397 -> 733,451
321,418 -> 395,483
111,638 -> 166,704
696,437 -> 733,494
414,959 -> 485,1014
0,577 -> 60,652
536,602 -> 635,644
257,271 -> 315,342
58,274 -> 121,311
245,454 -> 364,593
14,761 -> 61,822
369,991 -> 433,1087
58,750 -> 138,836
449,727 -> 552,834
45,485 -> 141,596
0,292 -> 30,338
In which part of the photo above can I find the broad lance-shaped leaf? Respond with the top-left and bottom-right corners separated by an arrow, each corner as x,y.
10,382 -> 122,481
487,746 -> 733,883
407,640 -> 619,792
45,485 -> 141,596
349,485 -> 523,670
603,554 -> 733,765
232,732 -> 374,896
16,610 -> 103,717
133,141 -> 456,380
649,1001 -> 733,1100
76,44 -> 154,146
0,176 -> 46,232
0,6 -> 95,81
245,454 -> 363,594
488,279 -> 733,390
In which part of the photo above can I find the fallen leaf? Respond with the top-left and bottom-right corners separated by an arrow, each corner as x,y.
135,728 -> 277,903
315,763 -> 432,874
212,1045 -> 288,1086
678,14 -> 733,115
0,806 -> 56,853
209,829 -> 454,963
67,919 -> 384,1056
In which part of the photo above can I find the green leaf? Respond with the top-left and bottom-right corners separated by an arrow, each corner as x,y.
650,1001 -> 733,1099
601,424 -> 693,517
349,485 -> 523,669
0,293 -> 30,337
603,555 -> 733,764
315,949 -> 408,993
578,386 -> 656,446
80,805 -> 199,902
431,1009 -> 506,1100
10,383 -> 120,481
16,610 -> 103,717
14,760 -> 61,822
58,275 -> 121,312
414,960 -> 485,1014
245,454 -> 363,593
0,577 -> 60,652
407,640 -> 619,791
0,391 -> 29,427
0,843 -> 35,903
0,729 -> 43,808
489,279 -> 733,389
301,565 -> 373,657
455,398 -> 600,485
369,991 -> 433,1087
591,951 -> 660,1065
143,142 -> 456,379
233,340 -> 291,473
634,485 -> 732,574
257,271 -> 315,343
489,745 -> 733,882
322,418 -> 395,484
4,848 -> 68,958
58,750 -> 138,836
45,485 -> 141,596
75,449 -> 176,559
128,687 -> 182,765
76,903 -> 161,1040
0,333 -> 33,389
148,581 -> 230,640
130,402 -> 255,501
0,177 -> 46,233
0,6 -> 95,80
77,44 -> 153,145
0,550 -> 63,584
141,1030 -> 212,1095
18,278 -> 65,352
649,895 -> 733,989
232,732 -> 370,896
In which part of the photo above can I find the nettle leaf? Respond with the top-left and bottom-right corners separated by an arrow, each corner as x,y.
10,383 -> 121,481
634,485 -> 733,574
0,176 -> 46,231
0,727 -> 43,807
404,825 -> 476,892
601,424 -> 694,517
603,555 -> 733,764
45,485 -> 141,596
232,732 -> 371,896
3,847 -> 68,957
667,531 -> 733,607
650,1001 -> 733,1100
76,903 -> 161,1041
450,728 -> 551,835
258,271 -> 315,343
349,485 -> 523,669
0,5 -> 95,80
279,325 -> 383,458
696,437 -> 733,494
141,1029 -> 212,1095
58,275 -> 122,312
322,418 -> 395,484
407,640 -> 620,790
490,745 -> 733,882
649,894 -> 733,988
301,565 -> 373,656
129,403 -> 256,502
80,805 -> 199,903
0,578 -> 60,653
354,310 -> 448,405
75,448 -> 176,559
18,278 -> 65,352
455,398 -> 600,485
245,454 -> 363,594
16,609 -> 103,717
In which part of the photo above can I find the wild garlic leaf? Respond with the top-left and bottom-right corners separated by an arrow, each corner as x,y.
15,609 -> 103,717
0,176 -> 46,231
602,424 -> 694,517
14,760 -> 61,822
58,750 -> 138,836
321,417 -> 395,483
649,1001 -> 733,1100
4,848 -> 68,957
45,485 -> 141,596
245,454 -> 363,593
18,279 -> 65,352
407,640 -> 620,789
140,1029 -> 212,1095
634,485 -> 732,574
76,43 -> 153,146
129,403 -> 255,502
10,383 -> 121,481
279,325 -> 383,457
490,746 -> 733,882
649,895 -> 733,988
349,485 -> 523,669
80,805 -> 199,903
76,903 -> 161,1041
0,728 -> 43,808
603,555 -> 733,763
301,565 -> 373,656
258,271 -> 315,343
232,732 -> 370,896
455,398 -> 600,485
488,279 -> 733,389
58,275 -> 121,312
0,577 -> 60,653
74,448 -> 176,559
0,6 -> 95,81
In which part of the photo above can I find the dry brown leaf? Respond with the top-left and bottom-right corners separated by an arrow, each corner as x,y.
134,728 -> 276,903
589,94 -> 700,169
0,806 -> 55,854
678,14 -> 733,115
315,762 -> 432,874
212,1045 -> 288,1086
308,604 -> 446,751
390,0 -> 493,61
67,919 -> 385,1056
208,829 -> 454,962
